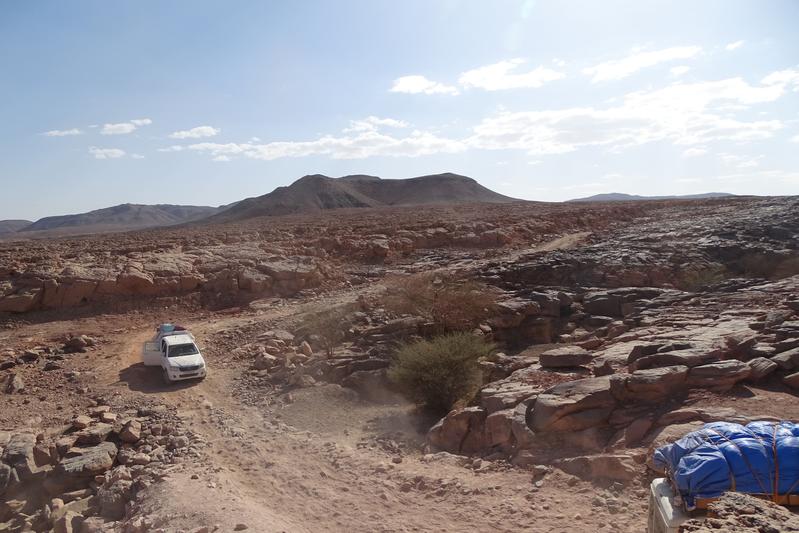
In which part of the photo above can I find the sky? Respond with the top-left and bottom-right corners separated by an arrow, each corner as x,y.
1,0 -> 798,220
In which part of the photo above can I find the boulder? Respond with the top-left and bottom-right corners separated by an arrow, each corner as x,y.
583,292 -> 622,317
480,380 -> 539,414
484,409 -> 515,449
56,441 -> 118,478
2,432 -> 37,478
557,426 -> 615,452
72,415 -> 93,430
53,511 -> 83,533
783,372 -> 799,388
611,365 -> 688,403
511,401 -> 536,450
686,360 -> 751,391
299,341 -> 313,357
626,342 -> 663,366
529,376 -> 616,432
97,477 -> 132,520
0,462 -> 13,496
252,353 -> 278,370
74,423 -> 113,445
428,407 -> 487,455
539,346 -> 593,368
631,349 -> 719,370
771,347 -> 799,370
558,454 -> 638,482
0,288 -> 42,313
64,336 -> 92,353
2,372 -> 24,394
747,357 -> 778,381
119,420 -> 142,443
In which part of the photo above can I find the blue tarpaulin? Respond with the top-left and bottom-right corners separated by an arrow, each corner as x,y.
653,421 -> 799,510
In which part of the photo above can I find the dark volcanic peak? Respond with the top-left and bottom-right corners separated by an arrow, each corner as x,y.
21,203 -> 219,234
568,192 -> 736,202
210,172 -> 517,223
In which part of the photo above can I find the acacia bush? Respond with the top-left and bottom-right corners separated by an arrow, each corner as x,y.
301,308 -> 349,356
383,273 -> 498,332
388,332 -> 494,414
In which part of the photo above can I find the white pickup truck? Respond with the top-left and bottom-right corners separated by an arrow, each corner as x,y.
142,324 -> 207,384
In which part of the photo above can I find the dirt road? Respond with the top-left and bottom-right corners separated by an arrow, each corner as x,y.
100,283 -> 646,533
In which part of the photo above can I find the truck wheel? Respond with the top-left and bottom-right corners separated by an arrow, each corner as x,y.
162,368 -> 172,385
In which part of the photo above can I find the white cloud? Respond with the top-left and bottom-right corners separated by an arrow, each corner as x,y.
344,116 -> 409,133
89,146 -> 126,159
583,46 -> 702,82
161,68 -> 799,163
101,118 -> 152,135
42,128 -> 82,137
725,40 -> 745,51
761,68 -> 799,90
791,135 -> 799,143
459,59 -> 564,90
183,119 -> 465,161
189,129 -> 465,161
212,155 -> 231,162
468,74 -> 791,155
390,75 -> 459,95
718,153 -> 763,169
670,65 -> 691,76
168,125 -> 221,139
131,154 -> 145,159
682,147 -> 707,157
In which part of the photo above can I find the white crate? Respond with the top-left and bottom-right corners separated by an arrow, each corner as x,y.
647,478 -> 690,533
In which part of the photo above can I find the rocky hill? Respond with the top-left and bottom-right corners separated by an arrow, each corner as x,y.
569,192 -> 735,202
17,203 -> 219,236
207,172 -> 518,222
0,220 -> 32,235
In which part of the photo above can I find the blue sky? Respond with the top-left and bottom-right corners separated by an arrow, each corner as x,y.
1,0 -> 798,220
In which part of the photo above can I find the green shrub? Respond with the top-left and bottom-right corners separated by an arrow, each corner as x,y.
383,273 -> 497,333
388,332 -> 494,414
302,308 -> 349,356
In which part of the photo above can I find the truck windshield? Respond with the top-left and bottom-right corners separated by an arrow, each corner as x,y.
168,343 -> 199,357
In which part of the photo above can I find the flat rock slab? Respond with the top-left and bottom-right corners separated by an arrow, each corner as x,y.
686,360 -> 751,390
539,346 -> 593,368
74,423 -> 113,445
611,365 -> 688,402
747,357 -> 778,381
57,441 -> 118,478
529,376 -> 616,432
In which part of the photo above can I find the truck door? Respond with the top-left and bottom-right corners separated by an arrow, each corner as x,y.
141,340 -> 163,366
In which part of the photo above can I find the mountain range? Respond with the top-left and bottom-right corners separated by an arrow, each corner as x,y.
0,174 -> 741,239
568,192 -> 735,202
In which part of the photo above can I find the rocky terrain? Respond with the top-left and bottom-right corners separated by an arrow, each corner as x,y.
1,194 -> 798,532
